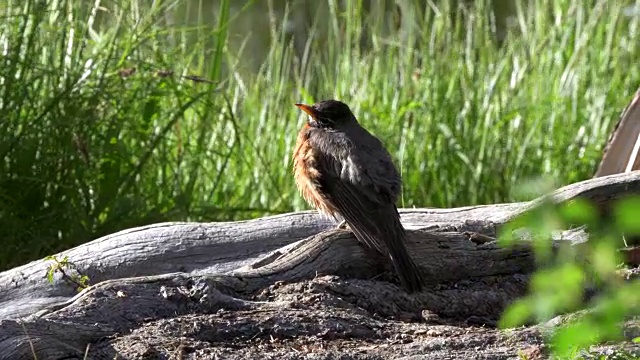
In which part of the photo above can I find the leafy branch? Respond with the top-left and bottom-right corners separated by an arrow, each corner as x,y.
44,255 -> 91,292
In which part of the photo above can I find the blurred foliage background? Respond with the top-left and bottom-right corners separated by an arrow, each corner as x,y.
1,0 -> 639,271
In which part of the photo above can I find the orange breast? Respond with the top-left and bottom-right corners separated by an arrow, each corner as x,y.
292,127 -> 337,217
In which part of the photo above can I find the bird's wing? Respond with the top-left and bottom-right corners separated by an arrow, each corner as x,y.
314,149 -> 400,255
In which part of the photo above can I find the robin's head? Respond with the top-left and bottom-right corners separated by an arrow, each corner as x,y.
295,99 -> 356,129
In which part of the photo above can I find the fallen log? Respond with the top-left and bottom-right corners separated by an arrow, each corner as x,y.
595,88 -> 640,177
0,172 -> 639,359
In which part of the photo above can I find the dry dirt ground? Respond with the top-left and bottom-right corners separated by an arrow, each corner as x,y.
88,275 -> 639,360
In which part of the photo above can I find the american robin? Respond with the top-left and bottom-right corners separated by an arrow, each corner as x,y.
292,99 -> 425,292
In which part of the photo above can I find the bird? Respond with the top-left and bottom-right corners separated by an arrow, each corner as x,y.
292,99 -> 425,293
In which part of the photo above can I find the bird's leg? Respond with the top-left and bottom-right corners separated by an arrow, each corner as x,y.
330,214 -> 349,230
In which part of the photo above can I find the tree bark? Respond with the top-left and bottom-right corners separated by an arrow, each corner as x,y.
0,172 -> 639,359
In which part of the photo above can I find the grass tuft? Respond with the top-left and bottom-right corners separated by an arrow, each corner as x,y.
1,0 -> 639,269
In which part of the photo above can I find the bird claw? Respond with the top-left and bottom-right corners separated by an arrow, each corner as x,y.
336,220 -> 349,230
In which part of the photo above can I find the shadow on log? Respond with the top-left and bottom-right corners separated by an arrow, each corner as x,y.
0,173 -> 639,359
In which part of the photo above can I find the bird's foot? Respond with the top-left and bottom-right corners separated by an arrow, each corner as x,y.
336,219 -> 349,230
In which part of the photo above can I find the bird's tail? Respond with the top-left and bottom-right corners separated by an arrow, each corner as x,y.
382,215 -> 425,293
347,207 -> 425,293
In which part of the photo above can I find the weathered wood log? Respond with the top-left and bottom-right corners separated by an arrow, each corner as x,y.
595,88 -> 640,176
0,172 -> 639,359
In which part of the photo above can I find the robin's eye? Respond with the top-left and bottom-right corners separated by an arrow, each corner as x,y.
318,116 -> 334,124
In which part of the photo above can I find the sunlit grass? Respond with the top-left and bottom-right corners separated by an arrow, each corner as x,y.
1,0 -> 639,269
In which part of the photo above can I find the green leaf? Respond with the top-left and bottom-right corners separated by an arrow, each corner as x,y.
551,320 -> 600,358
558,198 -> 597,225
499,299 -> 532,328
527,264 -> 585,321
590,241 -> 620,278
614,196 -> 640,234
530,264 -> 584,295
497,212 -> 539,247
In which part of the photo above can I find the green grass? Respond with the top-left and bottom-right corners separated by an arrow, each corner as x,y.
1,0 -> 639,270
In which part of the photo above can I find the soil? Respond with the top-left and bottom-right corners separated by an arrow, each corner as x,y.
89,276 -> 639,360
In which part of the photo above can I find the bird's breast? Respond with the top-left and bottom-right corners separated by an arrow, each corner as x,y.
292,128 -> 337,217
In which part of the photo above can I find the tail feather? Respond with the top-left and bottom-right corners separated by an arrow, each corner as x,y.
346,207 -> 425,292
382,216 -> 425,293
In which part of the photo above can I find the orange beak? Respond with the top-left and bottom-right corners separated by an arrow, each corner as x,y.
295,103 -> 316,118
